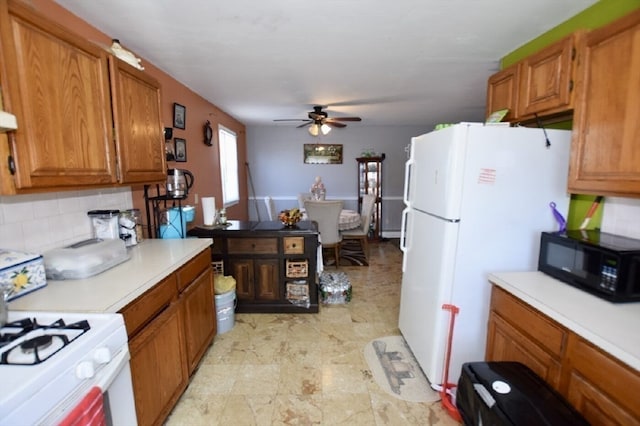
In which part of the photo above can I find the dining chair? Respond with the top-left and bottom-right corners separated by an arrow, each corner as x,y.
264,196 -> 276,220
341,194 -> 376,261
304,200 -> 343,268
297,192 -> 313,210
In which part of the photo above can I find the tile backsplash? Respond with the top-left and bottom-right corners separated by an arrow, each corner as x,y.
601,197 -> 640,239
0,187 -> 133,254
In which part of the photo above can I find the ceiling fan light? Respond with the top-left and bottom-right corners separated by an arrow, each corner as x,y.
308,123 -> 319,136
320,123 -> 331,135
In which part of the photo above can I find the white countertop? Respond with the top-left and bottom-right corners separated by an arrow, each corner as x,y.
488,271 -> 640,372
8,238 -> 212,313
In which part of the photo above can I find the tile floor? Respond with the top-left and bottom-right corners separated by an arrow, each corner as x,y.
166,240 -> 460,425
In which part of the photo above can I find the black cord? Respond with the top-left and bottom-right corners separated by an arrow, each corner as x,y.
534,113 -> 551,148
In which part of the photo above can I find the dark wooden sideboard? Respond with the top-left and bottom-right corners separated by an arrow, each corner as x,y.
188,220 -> 320,313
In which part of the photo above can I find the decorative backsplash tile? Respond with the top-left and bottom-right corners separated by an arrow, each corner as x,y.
601,197 -> 640,240
0,188 -> 133,254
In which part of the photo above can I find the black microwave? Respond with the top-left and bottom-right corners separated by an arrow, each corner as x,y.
538,230 -> 640,303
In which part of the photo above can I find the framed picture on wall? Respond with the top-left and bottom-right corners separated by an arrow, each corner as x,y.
174,138 -> 187,162
173,103 -> 186,129
303,144 -> 343,164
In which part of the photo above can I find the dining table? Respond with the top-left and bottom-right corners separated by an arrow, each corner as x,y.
300,208 -> 361,231
337,209 -> 362,231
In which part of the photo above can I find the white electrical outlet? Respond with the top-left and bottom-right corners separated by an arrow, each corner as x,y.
195,193 -> 199,204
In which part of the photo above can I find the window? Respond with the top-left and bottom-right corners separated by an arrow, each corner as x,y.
218,126 -> 239,207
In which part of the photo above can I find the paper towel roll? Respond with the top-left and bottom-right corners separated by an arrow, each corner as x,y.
202,197 -> 216,225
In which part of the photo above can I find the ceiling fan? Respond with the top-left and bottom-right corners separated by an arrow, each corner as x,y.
274,106 -> 362,135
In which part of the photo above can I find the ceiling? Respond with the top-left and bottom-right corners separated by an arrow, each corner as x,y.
54,0 -> 598,127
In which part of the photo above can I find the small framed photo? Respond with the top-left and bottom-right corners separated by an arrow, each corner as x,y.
174,138 -> 187,162
173,103 -> 186,129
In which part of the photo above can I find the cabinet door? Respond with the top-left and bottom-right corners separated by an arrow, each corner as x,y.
564,334 -> 640,425
255,259 -> 279,300
128,302 -> 188,426
486,312 -> 563,390
0,0 -> 116,191
486,64 -> 519,121
230,259 -> 254,300
518,33 -> 579,117
110,57 -> 167,184
181,268 -> 216,374
229,258 -> 279,301
568,10 -> 640,196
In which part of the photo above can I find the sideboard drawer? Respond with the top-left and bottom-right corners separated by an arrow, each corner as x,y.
283,237 -> 305,254
228,238 -> 278,254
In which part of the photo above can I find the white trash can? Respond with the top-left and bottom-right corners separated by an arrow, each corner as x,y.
215,290 -> 236,334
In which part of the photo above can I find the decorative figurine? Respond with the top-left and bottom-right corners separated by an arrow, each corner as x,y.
310,176 -> 326,200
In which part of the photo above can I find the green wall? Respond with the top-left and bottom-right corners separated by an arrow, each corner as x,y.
503,0 -> 640,67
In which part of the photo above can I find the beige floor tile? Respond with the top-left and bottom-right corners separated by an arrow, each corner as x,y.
271,394 -> 323,425
166,240 -> 461,426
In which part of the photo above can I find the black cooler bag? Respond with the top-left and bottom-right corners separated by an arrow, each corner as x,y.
456,362 -> 589,426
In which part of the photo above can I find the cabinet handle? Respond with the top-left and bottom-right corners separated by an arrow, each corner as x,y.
7,155 -> 15,175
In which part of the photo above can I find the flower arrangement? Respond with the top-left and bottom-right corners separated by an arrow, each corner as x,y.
278,208 -> 303,226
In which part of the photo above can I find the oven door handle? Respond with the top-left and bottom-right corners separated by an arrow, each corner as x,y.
95,347 -> 131,391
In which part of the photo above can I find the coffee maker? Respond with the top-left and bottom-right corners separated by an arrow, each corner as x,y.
166,169 -> 194,198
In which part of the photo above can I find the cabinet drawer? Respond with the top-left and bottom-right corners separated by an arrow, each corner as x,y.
283,237 -> 304,254
176,248 -> 211,292
491,286 -> 567,356
120,274 -> 177,338
228,238 -> 278,254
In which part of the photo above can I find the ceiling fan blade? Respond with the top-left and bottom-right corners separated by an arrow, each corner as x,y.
274,119 -> 310,122
326,121 -> 346,128
326,117 -> 362,122
297,121 -> 312,128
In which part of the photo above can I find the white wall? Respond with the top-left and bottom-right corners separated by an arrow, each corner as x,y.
246,124 -> 431,236
0,187 -> 133,254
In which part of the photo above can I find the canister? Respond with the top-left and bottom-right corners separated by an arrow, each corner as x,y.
87,210 -> 120,239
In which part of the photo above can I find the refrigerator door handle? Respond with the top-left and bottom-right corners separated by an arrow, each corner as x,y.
403,155 -> 414,207
400,207 -> 409,272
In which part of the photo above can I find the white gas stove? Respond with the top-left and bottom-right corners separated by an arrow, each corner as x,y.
0,311 -> 137,425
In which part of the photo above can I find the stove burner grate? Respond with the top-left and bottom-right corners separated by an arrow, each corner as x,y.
0,318 -> 91,365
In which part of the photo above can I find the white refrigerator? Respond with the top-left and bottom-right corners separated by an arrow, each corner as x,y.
398,123 -> 571,386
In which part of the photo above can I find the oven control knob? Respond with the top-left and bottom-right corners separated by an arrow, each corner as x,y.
94,347 -> 112,364
76,361 -> 95,379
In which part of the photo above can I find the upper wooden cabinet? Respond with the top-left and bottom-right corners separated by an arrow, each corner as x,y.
486,33 -> 582,122
486,63 -> 520,122
110,57 -> 166,184
0,0 -> 165,193
518,33 -> 581,118
568,9 -> 640,196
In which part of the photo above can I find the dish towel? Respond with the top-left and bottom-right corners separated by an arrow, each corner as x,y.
58,386 -> 106,426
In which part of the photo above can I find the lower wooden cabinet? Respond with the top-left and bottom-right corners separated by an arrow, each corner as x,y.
128,302 -> 187,426
180,267 -> 216,374
486,312 -> 563,389
120,247 -> 216,426
564,334 -> 640,425
486,285 -> 640,425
